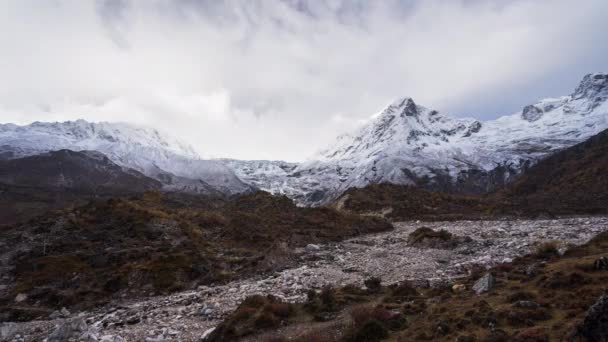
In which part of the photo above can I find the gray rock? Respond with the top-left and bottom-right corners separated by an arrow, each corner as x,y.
14,293 -> 27,303
522,105 -> 544,122
100,336 -> 125,342
472,273 -> 495,295
47,318 -> 97,342
305,244 -> 321,252
145,335 -> 164,342
199,307 -> 213,316
0,323 -> 18,340
514,300 -> 540,308
578,295 -> 608,341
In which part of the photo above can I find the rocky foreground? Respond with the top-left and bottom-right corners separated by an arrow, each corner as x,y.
1,216 -> 606,341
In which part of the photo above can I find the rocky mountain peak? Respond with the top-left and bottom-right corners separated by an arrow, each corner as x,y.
382,97 -> 420,118
572,73 -> 608,100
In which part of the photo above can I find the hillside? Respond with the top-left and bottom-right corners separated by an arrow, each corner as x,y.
0,150 -> 162,225
335,128 -> 608,220
0,191 -> 391,320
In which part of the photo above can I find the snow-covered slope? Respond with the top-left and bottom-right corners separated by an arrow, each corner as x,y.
0,120 -> 253,195
225,73 -> 608,205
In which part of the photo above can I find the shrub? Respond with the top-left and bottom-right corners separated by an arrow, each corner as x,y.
254,312 -> 280,329
264,302 -> 293,318
390,281 -> 418,298
408,227 -> 453,244
348,319 -> 388,342
242,295 -> 268,308
320,286 -> 336,308
306,289 -> 317,302
364,276 -> 382,292
534,241 -> 560,259
350,305 -> 375,327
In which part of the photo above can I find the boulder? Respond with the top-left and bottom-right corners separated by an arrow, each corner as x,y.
14,293 -> 27,303
472,273 -> 495,295
305,244 -> 321,252
47,318 -> 97,342
578,295 -> 608,341
0,323 -> 18,341
593,256 -> 608,270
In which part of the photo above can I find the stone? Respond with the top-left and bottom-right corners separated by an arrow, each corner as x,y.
525,263 -> 539,277
0,323 -> 18,340
578,295 -> 608,341
305,244 -> 321,252
199,307 -> 213,316
514,300 -> 540,308
14,293 -> 27,303
201,327 -> 216,340
60,307 -> 71,317
100,335 -> 125,342
145,335 -> 165,342
593,256 -> 608,270
452,284 -> 466,293
472,273 -> 495,295
126,315 -> 141,324
47,318 -> 96,342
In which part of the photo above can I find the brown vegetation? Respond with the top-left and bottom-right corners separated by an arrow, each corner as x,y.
212,228 -> 608,341
0,191 -> 391,319
334,128 -> 608,220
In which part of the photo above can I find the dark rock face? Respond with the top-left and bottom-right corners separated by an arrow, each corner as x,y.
572,73 -> 608,112
578,295 -> 608,341
572,73 -> 608,100
593,257 -> 608,270
0,149 -> 161,194
522,105 -> 544,122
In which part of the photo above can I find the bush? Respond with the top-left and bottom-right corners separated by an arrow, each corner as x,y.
390,281 -> 418,298
364,276 -> 382,292
320,286 -> 336,308
408,227 -> 453,244
242,295 -> 268,308
264,302 -> 293,318
534,241 -> 560,259
348,319 -> 388,342
254,312 -> 280,329
350,305 -> 375,327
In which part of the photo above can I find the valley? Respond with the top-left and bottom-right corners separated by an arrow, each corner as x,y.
0,72 -> 607,341
3,216 -> 606,341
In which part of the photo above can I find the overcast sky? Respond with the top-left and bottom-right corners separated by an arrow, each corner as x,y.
1,0 -> 607,161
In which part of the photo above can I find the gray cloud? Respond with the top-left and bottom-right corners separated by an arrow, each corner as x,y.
0,0 -> 607,161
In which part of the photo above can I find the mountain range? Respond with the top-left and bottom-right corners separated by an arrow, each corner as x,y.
0,73 -> 606,206
224,72 -> 608,205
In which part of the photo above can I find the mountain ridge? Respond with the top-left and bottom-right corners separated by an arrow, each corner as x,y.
1,73 -> 606,205
225,73 -> 608,205
0,119 -> 253,196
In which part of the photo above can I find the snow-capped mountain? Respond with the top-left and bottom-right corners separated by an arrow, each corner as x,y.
225,73 -> 608,205
0,120 -> 253,195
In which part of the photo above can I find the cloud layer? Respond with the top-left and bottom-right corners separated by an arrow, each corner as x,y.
1,0 -> 607,161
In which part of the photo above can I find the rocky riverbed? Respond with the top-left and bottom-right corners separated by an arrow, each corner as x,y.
2,216 -> 607,342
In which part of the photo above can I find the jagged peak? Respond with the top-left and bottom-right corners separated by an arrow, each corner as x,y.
572,72 -> 608,100
380,97 -> 421,118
